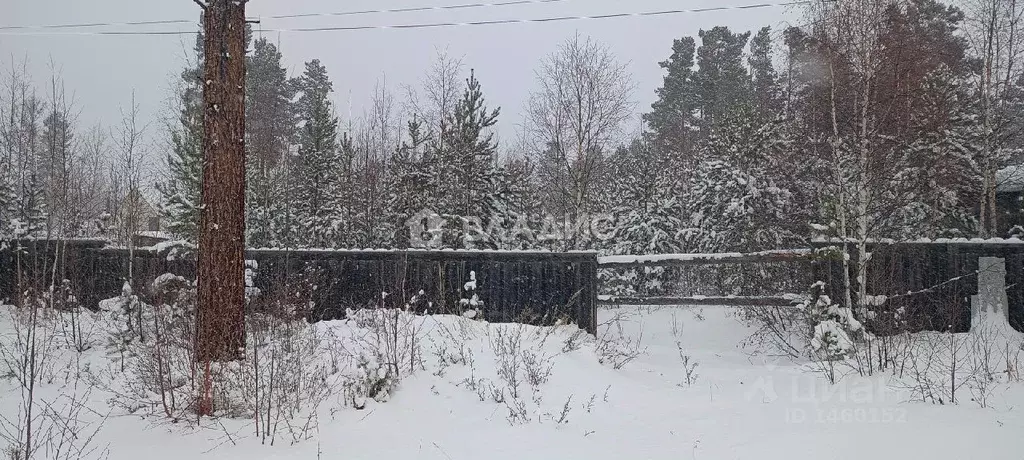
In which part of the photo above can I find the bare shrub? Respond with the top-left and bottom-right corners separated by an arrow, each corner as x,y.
489,326 -> 524,399
92,271 -> 352,449
595,309 -> 646,369
229,302 -> 345,445
1,292 -> 108,460
901,333 -> 945,404
522,350 -> 553,388
548,396 -> 572,425
670,311 -> 683,338
560,328 -> 588,353
1004,339 -> 1023,382
430,317 -> 476,377
1,293 -> 58,460
897,330 -> 989,407
741,305 -> 806,359
51,279 -> 98,355
34,388 -> 109,460
676,342 -> 699,387
504,396 -> 530,425
965,323 -> 1006,408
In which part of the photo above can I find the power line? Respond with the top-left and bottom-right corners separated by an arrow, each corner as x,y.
0,1 -> 814,36
0,19 -> 193,31
267,0 -> 576,20
0,0 -> 584,31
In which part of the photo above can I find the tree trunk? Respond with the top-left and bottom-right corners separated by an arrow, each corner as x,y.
196,0 -> 247,364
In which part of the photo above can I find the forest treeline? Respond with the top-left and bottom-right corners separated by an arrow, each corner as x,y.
2,0 -> 1022,255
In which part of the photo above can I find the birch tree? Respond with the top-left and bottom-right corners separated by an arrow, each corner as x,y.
526,34 -> 634,247
964,0 -> 1024,236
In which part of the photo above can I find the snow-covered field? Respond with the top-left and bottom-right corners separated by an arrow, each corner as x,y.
2,303 -> 1023,459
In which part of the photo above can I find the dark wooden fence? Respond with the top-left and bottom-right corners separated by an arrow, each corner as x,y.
812,240 -> 1024,333
0,240 -> 598,334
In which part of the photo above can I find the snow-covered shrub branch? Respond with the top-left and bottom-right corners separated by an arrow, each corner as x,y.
595,309 -> 647,369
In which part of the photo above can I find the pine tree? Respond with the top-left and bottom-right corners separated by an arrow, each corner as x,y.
429,70 -> 509,248
387,116 -> 433,247
645,37 -> 698,157
694,26 -> 753,130
749,27 -> 782,119
890,66 -> 983,238
246,38 -> 297,248
442,70 -> 500,219
482,158 -> 533,250
682,156 -> 796,253
686,112 -> 800,252
607,139 -> 683,255
334,132 -> 361,247
158,26 -> 204,242
16,96 -> 47,238
294,59 -> 341,248
0,111 -> 15,240
15,170 -> 47,238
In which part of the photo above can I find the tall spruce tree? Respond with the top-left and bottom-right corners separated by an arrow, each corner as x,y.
17,96 -> 47,238
158,26 -> 204,242
294,59 -> 341,247
335,132 -> 361,247
0,160 -> 13,239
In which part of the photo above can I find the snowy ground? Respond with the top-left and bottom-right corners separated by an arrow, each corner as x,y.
2,303 -> 1023,459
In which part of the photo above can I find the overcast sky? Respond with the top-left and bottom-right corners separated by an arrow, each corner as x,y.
3,0 -> 801,154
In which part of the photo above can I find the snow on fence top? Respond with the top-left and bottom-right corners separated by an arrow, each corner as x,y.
91,243 -> 600,259
245,247 -> 600,257
811,237 -> 1024,245
597,249 -> 813,267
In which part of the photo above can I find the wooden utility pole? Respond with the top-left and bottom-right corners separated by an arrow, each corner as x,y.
192,0 -> 247,373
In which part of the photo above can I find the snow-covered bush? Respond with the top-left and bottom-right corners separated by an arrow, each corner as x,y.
459,271 -> 484,319
343,306 -> 425,404
345,355 -> 398,410
92,274 -> 198,419
681,158 -> 800,253
803,281 -> 863,361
